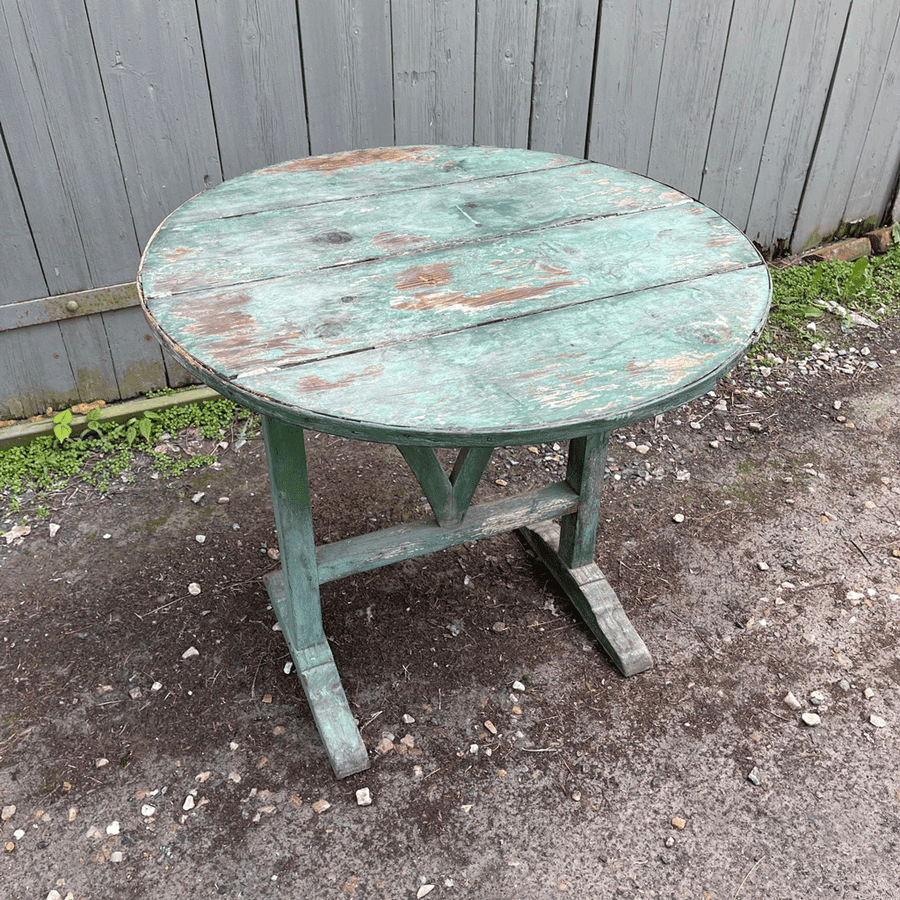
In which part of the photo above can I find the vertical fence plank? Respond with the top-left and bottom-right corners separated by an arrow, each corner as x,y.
474,0 -> 539,148
0,146 -> 46,303
745,0 -> 849,253
0,0 -> 137,293
197,0 -> 310,179
298,0 -> 394,154
698,0 -> 792,230
529,0 -> 599,157
391,0 -> 476,146
843,11 -> 900,226
85,0 -> 222,249
792,1 -> 900,251
0,324 -> 81,419
101,307 -> 167,402
646,0 -> 733,198
587,0 -> 670,171
57,315 -> 121,405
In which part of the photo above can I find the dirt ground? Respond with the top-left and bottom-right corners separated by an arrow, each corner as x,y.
1,321 -> 899,900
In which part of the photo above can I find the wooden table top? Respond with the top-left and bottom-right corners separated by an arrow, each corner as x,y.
138,146 -> 770,447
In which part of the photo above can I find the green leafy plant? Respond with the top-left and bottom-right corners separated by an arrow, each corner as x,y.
52,409 -> 73,443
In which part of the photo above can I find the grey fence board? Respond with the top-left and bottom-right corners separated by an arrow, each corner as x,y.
0,323 -> 81,419
698,0 -> 792,232
792,0 -> 900,250
298,0 -> 394,154
57,315 -> 122,406
843,12 -> 900,226
197,0 -> 310,179
529,0 -> 599,157
0,146 -> 46,303
744,0 -> 851,252
647,0 -> 732,198
101,307 -> 167,402
391,0 -> 476,146
587,0 -> 670,173
473,0 -> 538,148
85,0 -> 223,250
0,0 -> 135,294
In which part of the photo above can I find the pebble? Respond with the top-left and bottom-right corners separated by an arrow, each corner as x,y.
312,799 -> 331,814
355,788 -> 373,807
191,492 -> 205,504
141,804 -> 156,817
182,646 -> 200,660
417,887 -> 435,899
748,422 -> 763,433
671,816 -> 687,830
784,692 -> 801,710
195,534 -> 206,544
188,583 -> 201,595
747,767 -> 761,786
870,715 -> 887,728
664,836 -> 675,848
484,720 -> 498,735
672,513 -> 685,523
106,820 -> 120,835
49,522 -> 60,537
217,496 -> 230,504
1,805 -> 15,822
864,688 -> 875,700
757,561 -> 770,571
402,713 -> 416,725
809,690 -> 826,706
183,795 -> 195,811
801,712 -> 822,726
512,681 -> 526,692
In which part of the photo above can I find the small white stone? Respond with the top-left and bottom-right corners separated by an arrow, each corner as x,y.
191,492 -> 205,504
417,887 -> 435,899
283,662 -> 293,675
103,533 -> 111,540
106,820 -> 120,835
402,713 -> 416,725
512,681 -> 526,692
356,787 -> 373,807
864,687 -> 875,700
672,513 -> 685,523
783,692 -> 802,710
182,646 -> 200,660
188,582 -> 201,595
182,795 -> 195,811
757,561 -> 770,571
151,681 -> 162,691
801,712 -> 821,726
141,804 -> 156,817
49,522 -> 61,537
110,850 -> 124,863
0,805 -> 15,822
846,590 -> 864,603
635,444 -> 650,455
195,534 -> 206,544
870,715 -> 888,728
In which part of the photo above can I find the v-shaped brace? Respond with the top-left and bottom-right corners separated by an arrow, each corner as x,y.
397,446 -> 494,527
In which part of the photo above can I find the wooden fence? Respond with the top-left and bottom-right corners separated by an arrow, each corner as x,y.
2,0 -> 900,418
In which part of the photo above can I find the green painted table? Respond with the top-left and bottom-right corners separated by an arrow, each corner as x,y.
138,146 -> 770,778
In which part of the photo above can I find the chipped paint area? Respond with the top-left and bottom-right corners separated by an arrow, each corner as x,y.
292,365 -> 384,393
159,246 -> 202,264
372,231 -> 431,251
255,147 -> 436,176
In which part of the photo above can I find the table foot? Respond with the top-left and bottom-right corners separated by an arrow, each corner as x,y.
518,521 -> 653,677
264,570 -> 370,778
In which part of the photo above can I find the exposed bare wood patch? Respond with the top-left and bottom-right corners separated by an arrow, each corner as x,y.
372,231 -> 430,251
256,147 -> 435,175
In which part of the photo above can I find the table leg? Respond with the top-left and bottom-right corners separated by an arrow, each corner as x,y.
519,433 -> 653,676
261,415 -> 370,778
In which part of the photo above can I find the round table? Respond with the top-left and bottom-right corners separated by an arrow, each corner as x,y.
139,145 -> 770,777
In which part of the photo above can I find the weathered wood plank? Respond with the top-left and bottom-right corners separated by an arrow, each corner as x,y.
142,160 -> 689,297
587,0 -> 670,172
196,0 -> 310,180
0,283 -> 139,332
843,9 -> 900,225
85,0 -> 222,249
474,0 -> 538,148
101,307 -> 168,401
315,481 -> 580,584
163,146 -> 577,226
745,0 -> 850,251
232,266 -> 769,447
0,148 -> 45,304
646,0 -> 733,198
391,0 -> 476,145
519,520 -> 652,676
557,432 -> 609,569
792,1 -> 900,251
699,0 -> 793,230
57,315 -> 121,404
297,0 -> 394,154
530,0 -> 600,157
0,322 -> 81,419
145,201 -> 755,380
0,0 -> 137,292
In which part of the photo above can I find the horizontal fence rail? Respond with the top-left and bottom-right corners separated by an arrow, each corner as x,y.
1,0 -> 900,417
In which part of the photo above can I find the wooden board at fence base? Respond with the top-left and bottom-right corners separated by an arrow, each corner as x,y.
139,146 -> 771,778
